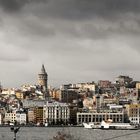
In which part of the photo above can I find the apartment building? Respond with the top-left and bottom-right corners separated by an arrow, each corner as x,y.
28,109 -> 34,123
34,107 -> 44,125
16,111 -> 26,125
44,101 -> 70,125
59,89 -> 78,103
5,112 -> 16,124
125,104 -> 140,124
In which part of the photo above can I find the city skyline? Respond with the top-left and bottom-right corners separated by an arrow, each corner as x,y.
0,0 -> 140,88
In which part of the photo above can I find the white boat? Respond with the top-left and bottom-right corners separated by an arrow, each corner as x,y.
100,121 -> 138,130
83,122 -> 101,129
83,122 -> 94,129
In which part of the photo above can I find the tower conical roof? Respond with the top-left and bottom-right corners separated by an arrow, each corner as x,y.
40,64 -> 47,75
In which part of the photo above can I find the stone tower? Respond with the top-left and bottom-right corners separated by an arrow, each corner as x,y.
38,64 -> 48,99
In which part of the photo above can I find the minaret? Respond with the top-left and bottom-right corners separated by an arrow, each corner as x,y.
38,64 -> 48,99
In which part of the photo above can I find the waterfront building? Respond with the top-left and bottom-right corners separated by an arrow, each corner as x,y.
27,109 -> 34,123
77,111 -> 124,125
38,64 -> 48,99
69,104 -> 78,125
125,104 -> 140,124
5,112 -> 16,124
16,111 -> 27,125
44,101 -> 70,125
33,107 -> 44,125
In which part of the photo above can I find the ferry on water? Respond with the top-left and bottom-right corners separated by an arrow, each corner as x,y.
83,120 -> 139,130
100,121 -> 138,130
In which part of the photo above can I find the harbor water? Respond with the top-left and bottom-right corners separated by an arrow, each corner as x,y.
0,127 -> 140,140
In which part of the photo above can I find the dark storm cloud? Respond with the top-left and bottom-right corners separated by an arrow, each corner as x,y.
20,0 -> 140,20
0,0 -> 28,11
11,0 -> 140,40
1,0 -> 140,87
75,0 -> 140,14
0,0 -> 47,12
1,0 -> 140,18
1,0 -> 140,39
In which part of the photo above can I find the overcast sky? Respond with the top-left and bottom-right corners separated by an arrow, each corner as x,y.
0,0 -> 140,88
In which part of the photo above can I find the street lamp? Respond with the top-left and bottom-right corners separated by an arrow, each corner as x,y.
10,126 -> 20,140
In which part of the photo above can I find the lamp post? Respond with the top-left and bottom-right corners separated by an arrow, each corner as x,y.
10,126 -> 20,140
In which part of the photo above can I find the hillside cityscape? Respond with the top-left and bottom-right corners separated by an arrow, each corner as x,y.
0,64 -> 140,127
1,0 -> 140,140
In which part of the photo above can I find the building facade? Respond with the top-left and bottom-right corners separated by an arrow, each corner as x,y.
44,102 -> 70,125
33,107 -> 44,125
59,89 -> 78,103
28,109 -> 35,123
125,104 -> 140,124
5,112 -> 16,124
77,112 -> 124,125
16,111 -> 27,125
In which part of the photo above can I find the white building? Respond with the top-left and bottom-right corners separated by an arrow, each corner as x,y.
5,112 -> 16,124
44,101 -> 70,125
77,112 -> 124,125
16,111 -> 27,125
